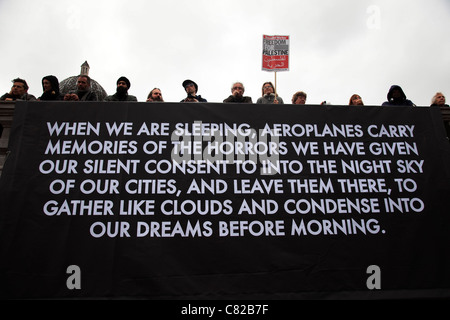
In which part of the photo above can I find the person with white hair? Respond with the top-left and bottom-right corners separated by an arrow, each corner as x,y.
431,92 -> 448,107
223,82 -> 253,103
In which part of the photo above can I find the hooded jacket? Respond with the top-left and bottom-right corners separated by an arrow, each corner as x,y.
39,75 -> 64,101
382,85 -> 415,107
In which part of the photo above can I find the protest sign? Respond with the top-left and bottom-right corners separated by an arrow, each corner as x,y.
262,35 -> 290,72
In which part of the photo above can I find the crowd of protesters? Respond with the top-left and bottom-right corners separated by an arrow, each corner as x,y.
0,75 -> 448,109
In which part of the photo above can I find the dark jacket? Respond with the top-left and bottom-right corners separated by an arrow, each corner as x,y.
432,104 -> 450,141
104,93 -> 138,102
223,95 -> 253,103
180,95 -> 207,102
71,90 -> 98,101
382,85 -> 415,107
39,91 -> 64,101
39,75 -> 64,101
0,92 -> 37,101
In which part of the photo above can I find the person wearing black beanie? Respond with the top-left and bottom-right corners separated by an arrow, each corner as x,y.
104,76 -> 137,102
117,76 -> 131,89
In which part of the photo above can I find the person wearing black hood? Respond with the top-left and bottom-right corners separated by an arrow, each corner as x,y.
104,76 -> 138,102
382,85 -> 415,107
38,75 -> 64,101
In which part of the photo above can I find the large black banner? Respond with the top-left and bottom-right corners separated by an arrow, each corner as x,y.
1,101 -> 450,300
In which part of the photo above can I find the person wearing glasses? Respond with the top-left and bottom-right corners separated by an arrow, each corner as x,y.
223,82 -> 253,103
1,78 -> 36,101
256,81 -> 284,104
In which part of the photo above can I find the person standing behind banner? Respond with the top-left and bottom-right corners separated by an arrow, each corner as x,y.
147,88 -> 164,102
38,75 -> 64,101
104,77 -> 138,102
180,79 -> 207,103
223,82 -> 253,103
0,78 -> 36,101
64,75 -> 98,101
349,94 -> 364,106
292,91 -> 307,105
382,85 -> 415,107
431,92 -> 449,141
431,92 -> 448,107
256,82 -> 284,104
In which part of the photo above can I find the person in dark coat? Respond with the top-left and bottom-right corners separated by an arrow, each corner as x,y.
0,78 -> 36,101
430,92 -> 448,108
104,76 -> 138,102
431,92 -> 449,141
223,82 -> 253,103
180,80 -> 207,102
382,85 -> 415,107
38,75 -> 64,101
64,75 -> 98,101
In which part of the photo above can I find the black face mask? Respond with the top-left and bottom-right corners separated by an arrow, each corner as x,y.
116,86 -> 128,96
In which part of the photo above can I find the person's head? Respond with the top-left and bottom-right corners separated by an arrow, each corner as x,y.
231,82 -> 245,98
11,78 -> 29,96
387,85 -> 406,103
292,91 -> 307,104
349,94 -> 364,106
183,80 -> 198,95
116,76 -> 130,94
432,92 -> 446,106
77,75 -> 91,92
391,89 -> 403,99
42,75 -> 60,94
147,88 -> 164,102
117,76 -> 130,89
262,82 -> 275,96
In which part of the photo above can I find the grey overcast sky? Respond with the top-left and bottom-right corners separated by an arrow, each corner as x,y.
0,0 -> 449,105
